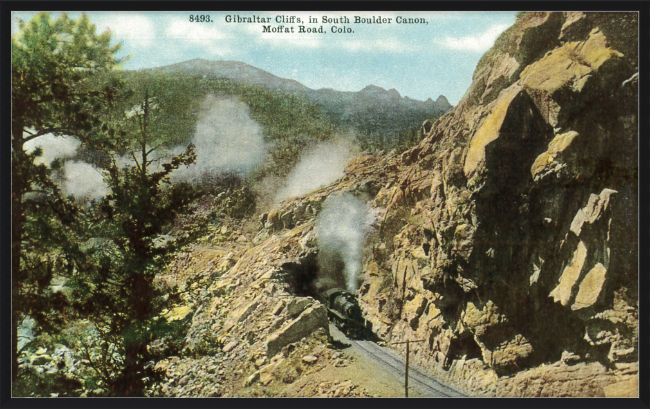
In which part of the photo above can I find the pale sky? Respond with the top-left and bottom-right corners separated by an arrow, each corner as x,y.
12,11 -> 518,104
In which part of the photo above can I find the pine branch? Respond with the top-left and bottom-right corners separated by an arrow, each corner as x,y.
22,128 -> 77,143
131,152 -> 141,172
79,337 -> 112,385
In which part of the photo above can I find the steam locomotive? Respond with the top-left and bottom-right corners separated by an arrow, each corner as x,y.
321,288 -> 373,339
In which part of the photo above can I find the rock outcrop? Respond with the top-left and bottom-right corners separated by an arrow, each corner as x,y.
266,305 -> 328,357
357,11 -> 638,396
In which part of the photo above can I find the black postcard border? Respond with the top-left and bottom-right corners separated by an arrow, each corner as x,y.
1,1 -> 648,409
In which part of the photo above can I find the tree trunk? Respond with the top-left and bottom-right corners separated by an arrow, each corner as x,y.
121,340 -> 141,396
118,323 -> 149,397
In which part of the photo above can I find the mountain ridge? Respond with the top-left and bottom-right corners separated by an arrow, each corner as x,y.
144,58 -> 451,110
150,58 -> 312,93
143,58 -> 453,149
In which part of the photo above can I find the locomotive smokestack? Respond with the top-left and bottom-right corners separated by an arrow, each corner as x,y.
316,193 -> 372,292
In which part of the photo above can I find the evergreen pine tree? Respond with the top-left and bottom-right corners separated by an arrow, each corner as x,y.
11,12 -> 121,384
71,89 -> 198,396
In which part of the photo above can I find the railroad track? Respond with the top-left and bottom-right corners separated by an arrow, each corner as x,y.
350,339 -> 465,397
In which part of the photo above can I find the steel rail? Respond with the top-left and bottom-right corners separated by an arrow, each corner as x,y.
350,339 -> 464,397
361,341 -> 465,397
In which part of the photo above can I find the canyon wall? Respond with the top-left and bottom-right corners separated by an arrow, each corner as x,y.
359,11 -> 638,397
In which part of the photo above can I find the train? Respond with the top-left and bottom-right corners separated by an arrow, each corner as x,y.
321,288 -> 373,339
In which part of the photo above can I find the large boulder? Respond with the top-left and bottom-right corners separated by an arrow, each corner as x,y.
266,305 -> 329,357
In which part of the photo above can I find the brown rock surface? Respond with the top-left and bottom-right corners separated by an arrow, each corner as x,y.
357,11 -> 638,396
266,305 -> 329,357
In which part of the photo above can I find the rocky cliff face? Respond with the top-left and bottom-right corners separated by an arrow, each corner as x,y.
159,12 -> 638,397
357,11 -> 638,396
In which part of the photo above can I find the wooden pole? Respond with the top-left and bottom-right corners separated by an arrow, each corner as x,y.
405,339 -> 409,398
388,339 -> 424,398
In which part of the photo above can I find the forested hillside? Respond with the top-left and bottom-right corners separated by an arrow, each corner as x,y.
148,58 -> 452,152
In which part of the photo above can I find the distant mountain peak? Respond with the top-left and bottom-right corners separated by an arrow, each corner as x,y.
358,85 -> 402,100
360,84 -> 386,93
388,88 -> 401,98
435,95 -> 450,105
150,59 -> 312,93
433,95 -> 453,112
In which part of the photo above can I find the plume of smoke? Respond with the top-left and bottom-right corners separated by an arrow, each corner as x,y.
172,95 -> 267,183
24,133 -> 81,166
113,153 -> 137,170
61,161 -> 109,201
22,134 -> 109,202
276,139 -> 358,202
316,193 -> 372,292
253,174 -> 286,212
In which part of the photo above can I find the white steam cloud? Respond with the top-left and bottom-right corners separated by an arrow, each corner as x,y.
61,161 -> 109,201
24,133 -> 81,166
277,139 -> 357,202
316,193 -> 373,292
23,134 -> 109,201
172,96 -> 268,183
